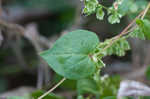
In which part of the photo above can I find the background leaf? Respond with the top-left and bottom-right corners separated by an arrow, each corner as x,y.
9,0 -> 72,12
145,66 -> 150,80
136,19 -> 150,40
102,96 -> 116,99
7,96 -> 31,99
77,78 -> 99,95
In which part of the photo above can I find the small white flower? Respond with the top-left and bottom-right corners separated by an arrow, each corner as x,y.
92,54 -> 98,62
101,74 -> 109,81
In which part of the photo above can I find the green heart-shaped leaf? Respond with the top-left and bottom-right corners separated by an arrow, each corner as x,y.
40,30 -> 99,80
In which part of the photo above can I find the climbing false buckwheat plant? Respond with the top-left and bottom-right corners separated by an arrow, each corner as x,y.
38,0 -> 150,99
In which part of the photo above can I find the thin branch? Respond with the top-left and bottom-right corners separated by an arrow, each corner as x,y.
0,18 -> 52,48
0,19 -> 25,35
141,2 -> 150,19
96,10 -> 144,55
37,62 -> 44,89
0,29 -> 3,46
0,0 -> 2,16
10,35 -> 28,70
100,2 -> 150,53
117,80 -> 150,99
123,25 -> 137,35
38,78 -> 66,99
24,23 -> 50,89
0,19 -> 53,87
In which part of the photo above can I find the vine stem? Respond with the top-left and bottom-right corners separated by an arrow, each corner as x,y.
38,78 -> 66,99
95,10 -> 143,56
100,2 -> 150,53
141,2 -> 150,19
123,2 -> 150,37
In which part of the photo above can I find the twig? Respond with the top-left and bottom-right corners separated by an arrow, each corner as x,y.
0,0 -> 2,16
0,19 -> 25,35
24,23 -> 50,89
0,19 -> 53,87
38,78 -> 66,99
141,2 -> 150,19
0,29 -> 3,46
2,8 -> 53,24
123,25 -> 137,35
101,2 -> 150,53
95,10 -> 144,56
122,65 -> 147,80
10,35 -> 28,70
117,80 -> 150,99
0,19 -> 51,48
37,62 -> 44,89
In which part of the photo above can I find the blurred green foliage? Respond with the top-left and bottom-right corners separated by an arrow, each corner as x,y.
0,77 -> 8,93
77,75 -> 120,99
8,0 -> 72,12
136,19 -> 150,40
145,66 -> 150,80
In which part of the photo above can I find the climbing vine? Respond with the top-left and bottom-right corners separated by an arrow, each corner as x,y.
38,0 -> 150,99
